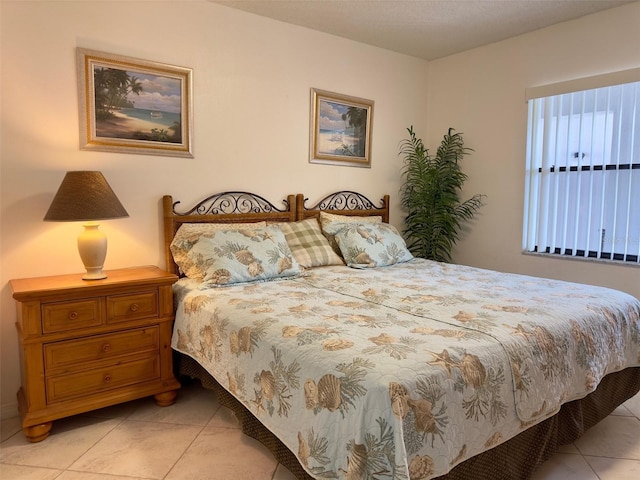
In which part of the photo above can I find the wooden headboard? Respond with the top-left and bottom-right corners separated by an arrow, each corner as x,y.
162,191 -> 295,275
163,190 -> 390,275
296,191 -> 390,223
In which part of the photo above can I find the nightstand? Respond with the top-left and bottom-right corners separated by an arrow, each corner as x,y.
10,265 -> 181,442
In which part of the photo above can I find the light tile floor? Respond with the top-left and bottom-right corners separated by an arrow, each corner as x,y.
1,381 -> 639,480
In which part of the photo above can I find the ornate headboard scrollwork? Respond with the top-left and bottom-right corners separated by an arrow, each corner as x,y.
163,191 -> 296,274
172,191 -> 291,216
296,190 -> 390,223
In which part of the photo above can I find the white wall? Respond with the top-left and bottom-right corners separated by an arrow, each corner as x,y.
0,1 -> 428,417
426,2 -> 640,299
3,0 -> 639,421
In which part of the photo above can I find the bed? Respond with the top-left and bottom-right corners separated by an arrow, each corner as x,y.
162,190 -> 640,480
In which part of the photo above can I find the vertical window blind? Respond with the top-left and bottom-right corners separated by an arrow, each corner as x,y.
523,71 -> 640,264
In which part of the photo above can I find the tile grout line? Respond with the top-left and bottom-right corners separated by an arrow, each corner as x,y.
66,400 -> 144,475
579,450 -> 602,480
161,423 -> 208,480
63,414 -> 128,472
157,394 -> 223,480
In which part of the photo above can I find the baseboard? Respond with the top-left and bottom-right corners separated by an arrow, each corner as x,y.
1,400 -> 19,420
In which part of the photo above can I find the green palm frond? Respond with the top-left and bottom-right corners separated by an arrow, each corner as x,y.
400,127 -> 485,262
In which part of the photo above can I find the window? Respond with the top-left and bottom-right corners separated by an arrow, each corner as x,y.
523,70 -> 640,264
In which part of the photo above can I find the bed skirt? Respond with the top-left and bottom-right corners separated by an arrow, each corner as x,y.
178,353 -> 640,480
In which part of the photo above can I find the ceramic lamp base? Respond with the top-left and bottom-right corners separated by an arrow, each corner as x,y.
78,223 -> 108,280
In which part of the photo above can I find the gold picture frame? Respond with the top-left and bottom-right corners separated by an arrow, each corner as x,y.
310,88 -> 373,168
77,48 -> 193,158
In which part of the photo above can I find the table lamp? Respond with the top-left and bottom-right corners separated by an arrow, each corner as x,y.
44,171 -> 129,280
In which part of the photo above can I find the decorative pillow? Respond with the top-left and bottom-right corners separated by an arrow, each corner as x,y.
272,218 -> 343,268
318,211 -> 382,256
186,225 -> 301,285
170,222 -> 266,279
330,222 -> 413,268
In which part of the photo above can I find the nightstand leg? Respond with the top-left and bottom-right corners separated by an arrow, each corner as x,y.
154,389 -> 177,406
23,422 -> 52,442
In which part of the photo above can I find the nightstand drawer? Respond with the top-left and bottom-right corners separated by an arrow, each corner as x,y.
42,299 -> 102,334
107,290 -> 158,323
44,327 -> 159,372
46,355 -> 160,403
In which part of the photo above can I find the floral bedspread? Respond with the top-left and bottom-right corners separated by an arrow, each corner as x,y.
172,259 -> 640,480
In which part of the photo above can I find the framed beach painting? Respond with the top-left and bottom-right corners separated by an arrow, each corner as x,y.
309,88 -> 373,168
77,48 -> 193,157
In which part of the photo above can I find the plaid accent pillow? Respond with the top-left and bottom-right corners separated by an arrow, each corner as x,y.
276,218 -> 344,268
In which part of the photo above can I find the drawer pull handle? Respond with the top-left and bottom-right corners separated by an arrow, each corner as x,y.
104,374 -> 112,383
102,343 -> 111,353
68,311 -> 78,320
129,303 -> 139,312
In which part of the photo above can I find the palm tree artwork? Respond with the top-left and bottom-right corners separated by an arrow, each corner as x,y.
340,106 -> 367,157
93,68 -> 143,119
92,67 -> 181,143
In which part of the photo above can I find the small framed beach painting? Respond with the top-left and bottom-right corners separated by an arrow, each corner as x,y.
309,88 -> 373,168
77,48 -> 193,157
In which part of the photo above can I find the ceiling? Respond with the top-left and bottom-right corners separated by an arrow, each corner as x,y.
211,0 -> 636,60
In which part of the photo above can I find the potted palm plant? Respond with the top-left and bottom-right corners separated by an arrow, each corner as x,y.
399,126 -> 484,262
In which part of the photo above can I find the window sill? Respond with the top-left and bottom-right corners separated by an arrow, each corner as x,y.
522,250 -> 640,268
